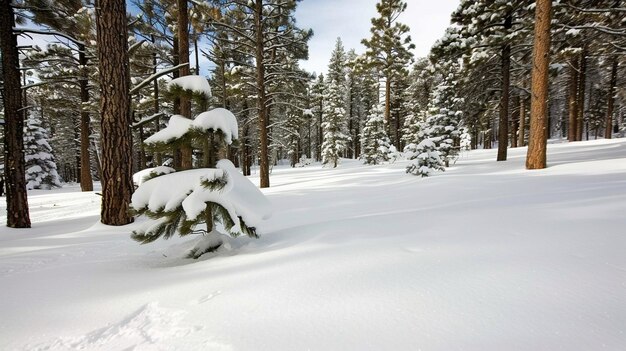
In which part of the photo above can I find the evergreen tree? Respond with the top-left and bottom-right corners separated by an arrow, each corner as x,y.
24,113 -> 62,190
362,0 -> 414,148
360,104 -> 393,165
405,139 -> 445,177
132,79 -> 271,258
321,80 -> 350,168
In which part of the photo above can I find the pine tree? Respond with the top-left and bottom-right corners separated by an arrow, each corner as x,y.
321,80 -> 350,168
405,139 -> 445,177
23,113 -> 62,190
360,104 -> 393,165
362,0 -> 414,148
132,79 -> 271,258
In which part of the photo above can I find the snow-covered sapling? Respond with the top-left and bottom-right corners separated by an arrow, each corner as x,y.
405,138 -> 445,177
24,112 -> 62,189
131,78 -> 271,258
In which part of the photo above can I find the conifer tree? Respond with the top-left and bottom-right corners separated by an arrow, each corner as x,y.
360,104 -> 393,165
321,80 -> 350,168
23,113 -> 62,190
362,0 -> 414,148
405,138 -> 445,177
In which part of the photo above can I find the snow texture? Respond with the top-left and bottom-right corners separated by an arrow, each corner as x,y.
167,75 -> 212,97
193,108 -> 239,145
1,139 -> 626,350
131,160 -> 271,230
132,166 -> 176,186
144,115 -> 192,145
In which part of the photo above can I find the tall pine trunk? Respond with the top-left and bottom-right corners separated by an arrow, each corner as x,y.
576,49 -> 586,141
497,14 -> 512,161
255,0 -> 270,188
526,0 -> 551,170
605,58 -> 618,139
96,0 -> 134,225
78,45 -> 94,191
567,59 -> 579,142
177,0 -> 192,170
519,95 -> 526,147
0,0 -> 31,228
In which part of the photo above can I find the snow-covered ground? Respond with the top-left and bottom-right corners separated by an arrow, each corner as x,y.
1,139 -> 625,350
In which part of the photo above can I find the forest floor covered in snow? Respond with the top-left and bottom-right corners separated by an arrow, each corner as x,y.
1,138 -> 625,350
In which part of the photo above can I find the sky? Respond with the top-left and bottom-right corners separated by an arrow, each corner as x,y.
295,0 -> 461,75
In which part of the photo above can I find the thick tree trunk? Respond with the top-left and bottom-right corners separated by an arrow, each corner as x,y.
78,45 -> 94,191
96,0 -> 134,225
526,0 -> 551,170
576,49 -> 586,141
605,58 -> 618,139
255,0 -> 270,188
1,0 -> 31,228
567,59 -> 579,141
497,14 -> 512,161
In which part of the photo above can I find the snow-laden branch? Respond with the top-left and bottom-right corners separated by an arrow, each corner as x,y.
13,27 -> 85,46
130,63 -> 188,95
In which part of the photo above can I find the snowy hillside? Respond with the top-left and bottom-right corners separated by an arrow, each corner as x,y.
1,139 -> 625,350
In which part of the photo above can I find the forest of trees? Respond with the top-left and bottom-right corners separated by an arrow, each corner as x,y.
1,0 -> 624,228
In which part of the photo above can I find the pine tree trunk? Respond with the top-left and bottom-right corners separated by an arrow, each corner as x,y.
512,95 -> 519,148
384,78 -> 391,135
605,58 -> 617,139
526,0 -> 551,170
77,45 -> 94,191
151,34 -> 162,166
567,59 -> 579,142
96,0 -> 134,225
519,95 -> 526,147
576,49 -> 586,142
177,0 -> 192,170
255,0 -> 269,188
497,15 -> 512,161
0,0 -> 31,228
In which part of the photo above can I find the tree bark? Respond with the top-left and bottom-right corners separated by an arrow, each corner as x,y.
177,0 -> 193,170
255,0 -> 270,188
0,0 -> 31,228
497,13 -> 512,161
576,49 -> 586,141
519,95 -> 526,146
526,0 -> 551,170
567,59 -> 579,141
78,45 -> 94,191
96,0 -> 134,225
605,58 -> 618,139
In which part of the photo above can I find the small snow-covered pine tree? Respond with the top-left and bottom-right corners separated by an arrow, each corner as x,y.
360,105 -> 393,165
424,78 -> 463,167
131,77 -> 271,259
23,113 -> 62,190
405,138 -> 445,177
321,80 -> 350,168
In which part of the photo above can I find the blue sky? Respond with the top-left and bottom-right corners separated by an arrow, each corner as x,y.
295,0 -> 460,74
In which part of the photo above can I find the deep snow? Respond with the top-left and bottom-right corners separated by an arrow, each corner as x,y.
1,139 -> 625,350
